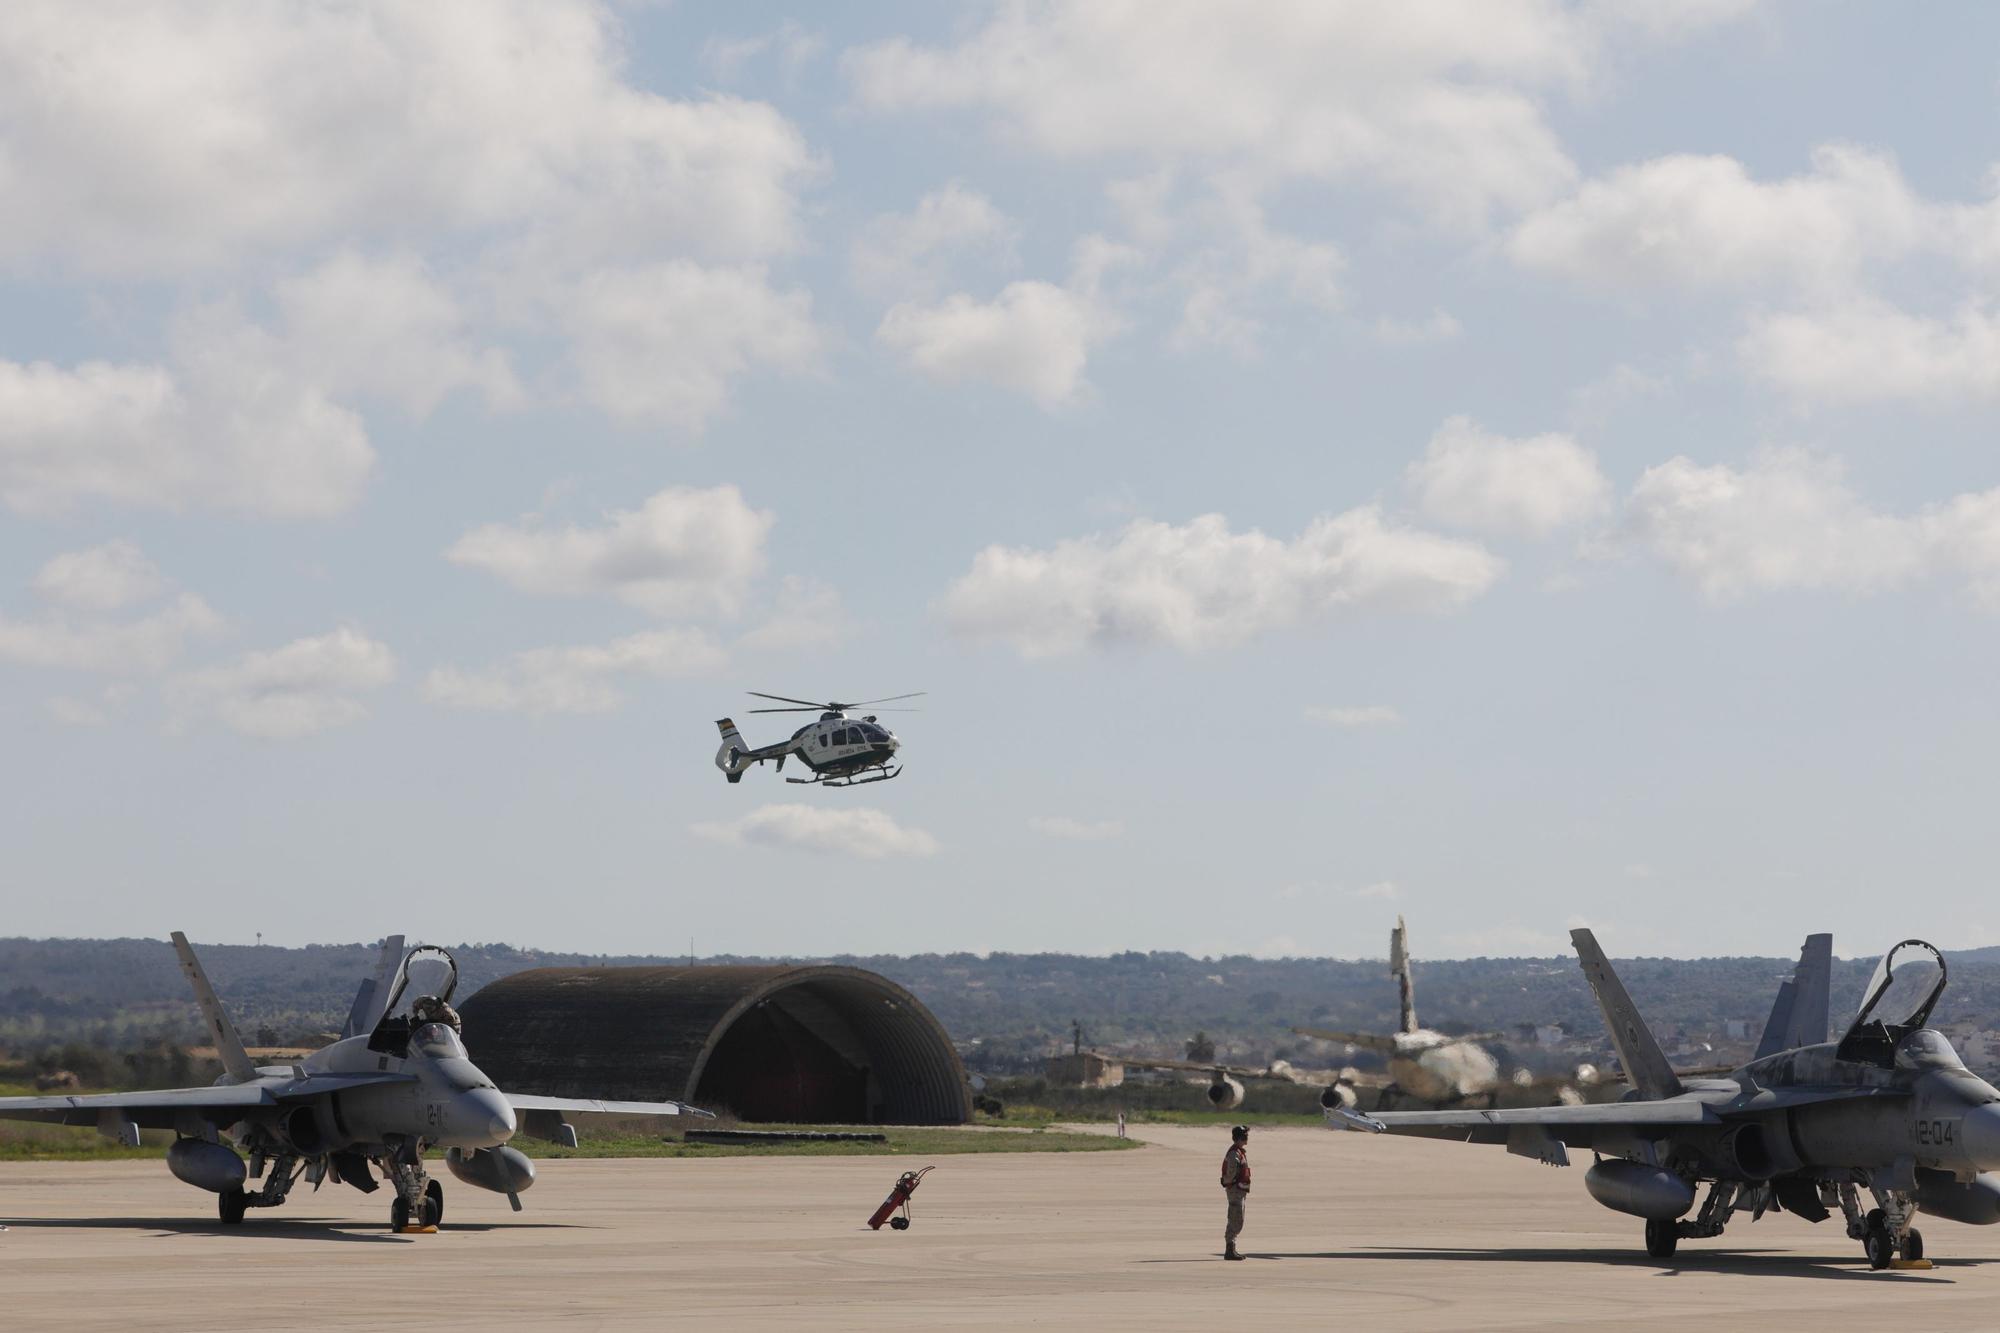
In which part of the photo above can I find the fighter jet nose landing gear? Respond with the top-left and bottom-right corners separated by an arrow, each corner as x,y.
391,1180 -> 444,1233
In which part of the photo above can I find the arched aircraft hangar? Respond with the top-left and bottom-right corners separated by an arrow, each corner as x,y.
458,964 -> 971,1125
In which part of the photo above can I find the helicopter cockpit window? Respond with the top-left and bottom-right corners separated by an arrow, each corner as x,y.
1836,939 -> 1947,1068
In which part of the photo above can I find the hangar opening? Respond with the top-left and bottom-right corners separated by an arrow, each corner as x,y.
458,964 -> 970,1125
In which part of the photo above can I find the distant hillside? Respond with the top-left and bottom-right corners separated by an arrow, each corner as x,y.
8,936 -> 2000,1073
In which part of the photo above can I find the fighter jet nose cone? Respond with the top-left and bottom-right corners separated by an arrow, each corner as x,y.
1964,1103 -> 2000,1170
461,1087 -> 515,1145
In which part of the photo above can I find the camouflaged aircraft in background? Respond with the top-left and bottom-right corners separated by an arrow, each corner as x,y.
0,934 -> 711,1231
1337,930 -> 2000,1269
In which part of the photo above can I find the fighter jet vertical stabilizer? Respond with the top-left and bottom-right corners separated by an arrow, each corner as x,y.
170,930 -> 255,1084
1571,928 -> 1682,1100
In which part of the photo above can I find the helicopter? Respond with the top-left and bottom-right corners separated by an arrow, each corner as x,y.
714,691 -> 923,788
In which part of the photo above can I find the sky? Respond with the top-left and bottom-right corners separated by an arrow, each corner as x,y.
4,1 -> 2000,962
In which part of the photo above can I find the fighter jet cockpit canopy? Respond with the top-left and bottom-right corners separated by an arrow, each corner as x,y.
366,945 -> 462,1058
1836,939 -> 1948,1068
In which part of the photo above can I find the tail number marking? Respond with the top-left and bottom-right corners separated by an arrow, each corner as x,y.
1916,1118 -> 1958,1147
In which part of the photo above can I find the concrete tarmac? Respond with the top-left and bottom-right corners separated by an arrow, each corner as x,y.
3,1125 -> 1995,1331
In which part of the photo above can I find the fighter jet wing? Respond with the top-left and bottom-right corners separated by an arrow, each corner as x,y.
505,1093 -> 716,1120
1352,1100 -> 1717,1129
1339,1097 -> 1719,1151
0,1072 -> 415,1131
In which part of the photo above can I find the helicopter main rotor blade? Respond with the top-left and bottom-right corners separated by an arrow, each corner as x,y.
747,691 -> 830,709
746,706 -> 823,714
845,692 -> 927,707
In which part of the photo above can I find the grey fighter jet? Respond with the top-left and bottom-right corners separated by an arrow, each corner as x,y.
1335,930 -> 2000,1268
0,934 -> 712,1231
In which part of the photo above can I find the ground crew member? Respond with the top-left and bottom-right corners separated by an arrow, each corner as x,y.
1220,1123 -> 1251,1259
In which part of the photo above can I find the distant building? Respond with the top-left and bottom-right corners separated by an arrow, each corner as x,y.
1046,1052 -> 1124,1088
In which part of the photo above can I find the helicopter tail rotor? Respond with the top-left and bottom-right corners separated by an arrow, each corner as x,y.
714,719 -> 752,783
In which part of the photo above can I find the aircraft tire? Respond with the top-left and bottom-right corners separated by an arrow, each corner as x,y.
1902,1228 -> 1923,1262
390,1195 -> 410,1231
218,1189 -> 248,1225
1643,1219 -> 1677,1258
1865,1224 -> 1894,1270
423,1180 -> 444,1227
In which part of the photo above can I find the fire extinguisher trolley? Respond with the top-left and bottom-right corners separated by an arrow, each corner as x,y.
867,1166 -> 935,1231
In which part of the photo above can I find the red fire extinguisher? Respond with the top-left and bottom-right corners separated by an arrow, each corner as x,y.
867,1166 -> 935,1231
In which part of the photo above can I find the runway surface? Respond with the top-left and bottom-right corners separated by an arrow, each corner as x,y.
3,1125 -> 1994,1330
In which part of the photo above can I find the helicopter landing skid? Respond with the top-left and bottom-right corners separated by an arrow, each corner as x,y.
788,765 -> 902,788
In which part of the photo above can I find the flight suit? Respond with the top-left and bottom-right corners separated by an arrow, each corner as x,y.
1221,1140 -> 1250,1257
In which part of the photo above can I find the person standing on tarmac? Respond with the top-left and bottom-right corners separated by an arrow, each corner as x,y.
1220,1124 -> 1251,1259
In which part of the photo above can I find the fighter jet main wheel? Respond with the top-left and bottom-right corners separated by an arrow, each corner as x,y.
422,1180 -> 443,1228
1864,1222 -> 1895,1270
390,1195 -> 410,1231
1902,1228 -> 1923,1262
1644,1219 -> 1678,1258
218,1189 -> 248,1225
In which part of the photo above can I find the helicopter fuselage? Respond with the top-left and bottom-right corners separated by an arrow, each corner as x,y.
786,712 -> 899,776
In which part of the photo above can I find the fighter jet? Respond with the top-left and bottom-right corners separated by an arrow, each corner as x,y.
1335,930 -> 2000,1268
0,934 -> 713,1231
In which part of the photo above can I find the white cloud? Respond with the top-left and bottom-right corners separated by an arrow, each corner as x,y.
0,1 -> 815,275
169,628 -> 395,740
4,542 -> 219,674
426,629 -> 727,716
45,683 -> 137,727
844,4 -> 1600,226
33,541 -> 165,611
702,21 -> 825,84
272,252 -> 521,417
1510,145 -> 1931,294
1305,705 -> 1403,728
1741,299 -> 2000,406
1168,193 -> 1344,353
851,183 -> 1018,300
1373,310 -> 1462,346
0,306 -> 374,517
734,577 -> 850,655
1028,816 -> 1125,841
0,593 -> 222,674
944,508 -> 1501,657
1352,880 -> 1402,901
1625,448 -> 2000,602
691,804 -> 938,859
878,279 -> 1106,408
447,485 -> 773,618
1406,416 -> 1611,538
559,262 -> 819,429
